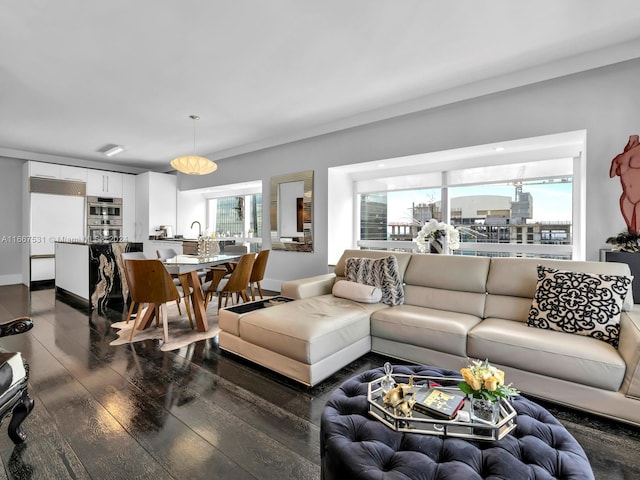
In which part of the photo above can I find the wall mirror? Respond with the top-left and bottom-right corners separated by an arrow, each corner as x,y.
270,170 -> 313,252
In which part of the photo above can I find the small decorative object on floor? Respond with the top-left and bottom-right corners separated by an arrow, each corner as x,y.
414,219 -> 460,254
458,358 -> 519,425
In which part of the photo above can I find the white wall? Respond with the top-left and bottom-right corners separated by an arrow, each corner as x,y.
178,58 -> 640,287
0,158 -> 24,285
176,190 -> 207,238
1,59 -> 638,287
327,168 -> 356,263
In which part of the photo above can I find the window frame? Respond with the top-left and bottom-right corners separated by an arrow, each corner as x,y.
355,152 -> 583,260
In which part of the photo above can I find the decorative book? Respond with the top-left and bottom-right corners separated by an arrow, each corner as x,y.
412,388 -> 466,419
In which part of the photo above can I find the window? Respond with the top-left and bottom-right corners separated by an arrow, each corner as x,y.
447,178 -> 572,258
356,145 -> 580,259
207,193 -> 262,238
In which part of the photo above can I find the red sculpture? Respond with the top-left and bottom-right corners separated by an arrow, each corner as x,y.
610,135 -> 640,233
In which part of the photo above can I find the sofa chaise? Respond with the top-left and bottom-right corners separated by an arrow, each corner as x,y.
218,249 -> 640,426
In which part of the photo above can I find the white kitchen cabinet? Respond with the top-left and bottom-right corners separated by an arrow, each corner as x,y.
29,161 -> 61,179
121,174 -> 136,241
135,172 -> 177,242
87,170 -> 123,197
31,257 -> 56,282
28,161 -> 87,182
29,192 -> 85,283
144,240 -> 183,258
60,165 -> 88,182
55,243 -> 89,299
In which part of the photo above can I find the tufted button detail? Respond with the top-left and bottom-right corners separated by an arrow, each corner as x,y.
321,365 -> 594,480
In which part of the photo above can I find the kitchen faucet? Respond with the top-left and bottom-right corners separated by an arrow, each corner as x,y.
191,220 -> 202,238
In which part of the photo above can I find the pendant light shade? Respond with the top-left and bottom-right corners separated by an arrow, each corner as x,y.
171,154 -> 218,175
171,115 -> 218,175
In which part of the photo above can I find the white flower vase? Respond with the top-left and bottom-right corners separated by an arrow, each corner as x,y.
470,397 -> 500,424
429,234 -> 450,254
429,237 -> 443,254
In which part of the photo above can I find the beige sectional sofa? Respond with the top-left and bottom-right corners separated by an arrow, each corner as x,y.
219,249 -> 640,426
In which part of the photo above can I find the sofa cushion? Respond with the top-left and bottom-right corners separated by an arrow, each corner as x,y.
237,295 -> 378,364
527,266 -> 632,348
370,304 -> 482,357
403,254 -> 490,317
468,318 -> 626,391
345,256 -> 404,305
332,280 -> 382,304
485,258 -> 634,323
404,254 -> 490,294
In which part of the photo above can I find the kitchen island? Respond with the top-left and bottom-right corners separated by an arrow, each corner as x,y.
55,241 -> 143,313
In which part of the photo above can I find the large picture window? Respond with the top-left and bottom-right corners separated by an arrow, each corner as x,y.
357,155 -> 577,259
207,193 -> 262,239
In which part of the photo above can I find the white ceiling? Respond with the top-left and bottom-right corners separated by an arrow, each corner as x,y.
1,1 -> 640,173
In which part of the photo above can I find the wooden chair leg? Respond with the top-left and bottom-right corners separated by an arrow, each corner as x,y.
250,284 -> 256,301
183,296 -> 194,329
129,307 -> 144,341
257,281 -> 264,299
126,300 -> 136,323
204,291 -> 216,310
176,299 -> 182,315
177,273 -> 194,328
154,305 -> 160,327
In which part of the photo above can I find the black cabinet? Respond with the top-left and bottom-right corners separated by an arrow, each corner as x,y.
604,250 -> 640,304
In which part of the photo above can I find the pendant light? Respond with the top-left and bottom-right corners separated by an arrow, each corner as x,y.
170,115 -> 218,175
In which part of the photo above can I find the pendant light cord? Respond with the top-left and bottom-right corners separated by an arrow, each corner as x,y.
190,114 -> 200,154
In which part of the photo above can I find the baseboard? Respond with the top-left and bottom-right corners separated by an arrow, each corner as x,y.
0,274 -> 24,286
30,280 -> 54,291
55,288 -> 91,314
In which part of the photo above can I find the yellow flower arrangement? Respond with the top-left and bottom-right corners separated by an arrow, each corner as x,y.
458,359 -> 519,402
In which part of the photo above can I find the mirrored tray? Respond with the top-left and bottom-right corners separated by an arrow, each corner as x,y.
367,373 -> 517,441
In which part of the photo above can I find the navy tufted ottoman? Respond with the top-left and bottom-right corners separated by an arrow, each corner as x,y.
320,365 -> 594,480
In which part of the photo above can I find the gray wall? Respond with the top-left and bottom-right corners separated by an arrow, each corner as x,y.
0,157 -> 25,284
180,58 -> 640,285
1,59 -> 638,286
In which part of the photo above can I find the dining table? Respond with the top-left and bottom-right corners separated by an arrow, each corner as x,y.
137,253 -> 241,333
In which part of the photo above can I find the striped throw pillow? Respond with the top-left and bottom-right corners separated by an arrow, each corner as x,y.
345,256 -> 404,306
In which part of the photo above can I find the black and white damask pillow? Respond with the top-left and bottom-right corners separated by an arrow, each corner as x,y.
526,265 -> 632,348
345,256 -> 404,306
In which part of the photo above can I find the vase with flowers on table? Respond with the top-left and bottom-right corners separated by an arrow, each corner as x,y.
414,219 -> 460,254
458,359 -> 519,425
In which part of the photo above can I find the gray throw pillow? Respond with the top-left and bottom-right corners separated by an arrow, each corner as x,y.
345,256 -> 404,306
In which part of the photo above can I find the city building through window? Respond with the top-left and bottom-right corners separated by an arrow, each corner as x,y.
207,193 -> 262,239
361,177 -> 572,259
340,132 -> 584,260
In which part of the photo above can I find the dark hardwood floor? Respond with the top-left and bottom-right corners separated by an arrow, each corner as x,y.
0,284 -> 638,479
